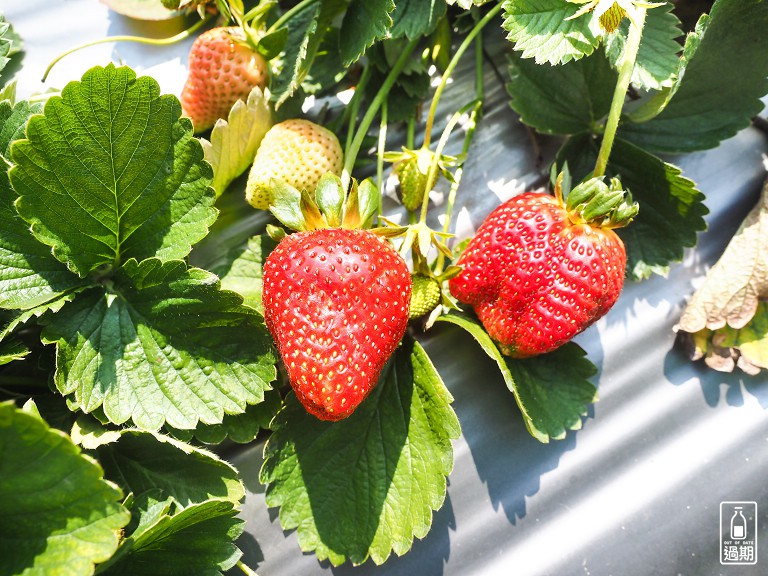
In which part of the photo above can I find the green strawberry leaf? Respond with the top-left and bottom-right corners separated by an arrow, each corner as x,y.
200,86 -> 273,198
9,64 -> 217,277
603,1 -> 682,91
270,3 -> 319,107
0,99 -> 90,312
0,292 -> 79,342
437,313 -> 597,442
40,258 -> 277,431
339,0 -> 396,66
0,401 -> 130,576
168,387 -> 282,445
619,0 -> 768,153
301,26 -> 347,94
260,336 -> 460,566
0,15 -> 21,81
507,344 -> 599,439
502,0 -> 599,65
507,47 -> 617,135
70,414 -> 123,450
270,0 -> 344,107
101,498 -> 244,576
22,396 -> 79,436
207,234 -> 277,314
97,430 -> 245,506
0,78 -> 17,104
557,134 -> 707,280
0,337 -> 28,365
390,0 -> 446,39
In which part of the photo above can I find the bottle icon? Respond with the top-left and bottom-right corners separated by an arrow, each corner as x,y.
731,507 -> 747,540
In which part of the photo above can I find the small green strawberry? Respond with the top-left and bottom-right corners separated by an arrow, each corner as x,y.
180,26 -> 270,133
385,146 -> 458,213
245,119 -> 344,211
409,274 -> 442,319
449,173 -> 638,358
261,175 -> 411,420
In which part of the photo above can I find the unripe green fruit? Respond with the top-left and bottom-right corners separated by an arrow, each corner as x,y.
409,274 -> 441,319
396,156 -> 430,212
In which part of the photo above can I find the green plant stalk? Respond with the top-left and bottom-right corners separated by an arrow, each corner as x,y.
435,17 -> 484,234
267,0 -> 319,34
422,2 -> 501,148
343,65 -> 373,166
340,37 -> 420,191
377,99 -> 389,219
236,560 -> 259,576
432,103 -> 480,276
474,11 -> 485,105
27,91 -> 62,104
41,13 -> 214,82
419,99 -> 480,225
593,7 -> 647,178
429,29 -> 484,275
407,115 -> 416,149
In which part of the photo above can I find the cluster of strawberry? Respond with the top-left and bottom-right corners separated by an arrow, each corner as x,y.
180,24 -> 635,422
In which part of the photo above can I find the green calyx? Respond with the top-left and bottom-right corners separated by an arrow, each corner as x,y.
554,170 -> 638,230
269,173 -> 381,233
384,146 -> 459,213
224,0 -> 287,60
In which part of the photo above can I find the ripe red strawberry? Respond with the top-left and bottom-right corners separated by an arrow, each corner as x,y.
262,227 -> 412,421
449,177 -> 637,358
181,26 -> 269,133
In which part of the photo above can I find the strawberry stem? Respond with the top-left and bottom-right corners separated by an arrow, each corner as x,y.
433,102 -> 481,276
423,3 -> 501,148
419,99 -> 479,224
340,37 -> 420,191
267,0 -> 319,35
592,7 -> 647,178
432,39 -> 484,276
377,100 -> 389,220
343,65 -> 372,168
41,13 -> 215,82
406,116 -> 416,149
235,560 -> 259,576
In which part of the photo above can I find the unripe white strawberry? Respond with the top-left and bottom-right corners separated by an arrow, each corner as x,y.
245,119 -> 343,210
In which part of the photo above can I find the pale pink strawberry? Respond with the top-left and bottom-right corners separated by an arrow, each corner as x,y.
180,26 -> 269,133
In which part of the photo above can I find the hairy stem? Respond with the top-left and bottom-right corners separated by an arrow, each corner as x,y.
377,100 -> 388,219
343,65 -> 373,166
340,37 -> 420,190
236,560 -> 259,576
41,13 -> 214,82
432,28 -> 485,275
419,99 -> 480,224
423,3 -> 501,148
267,0 -> 319,34
593,8 -> 647,178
